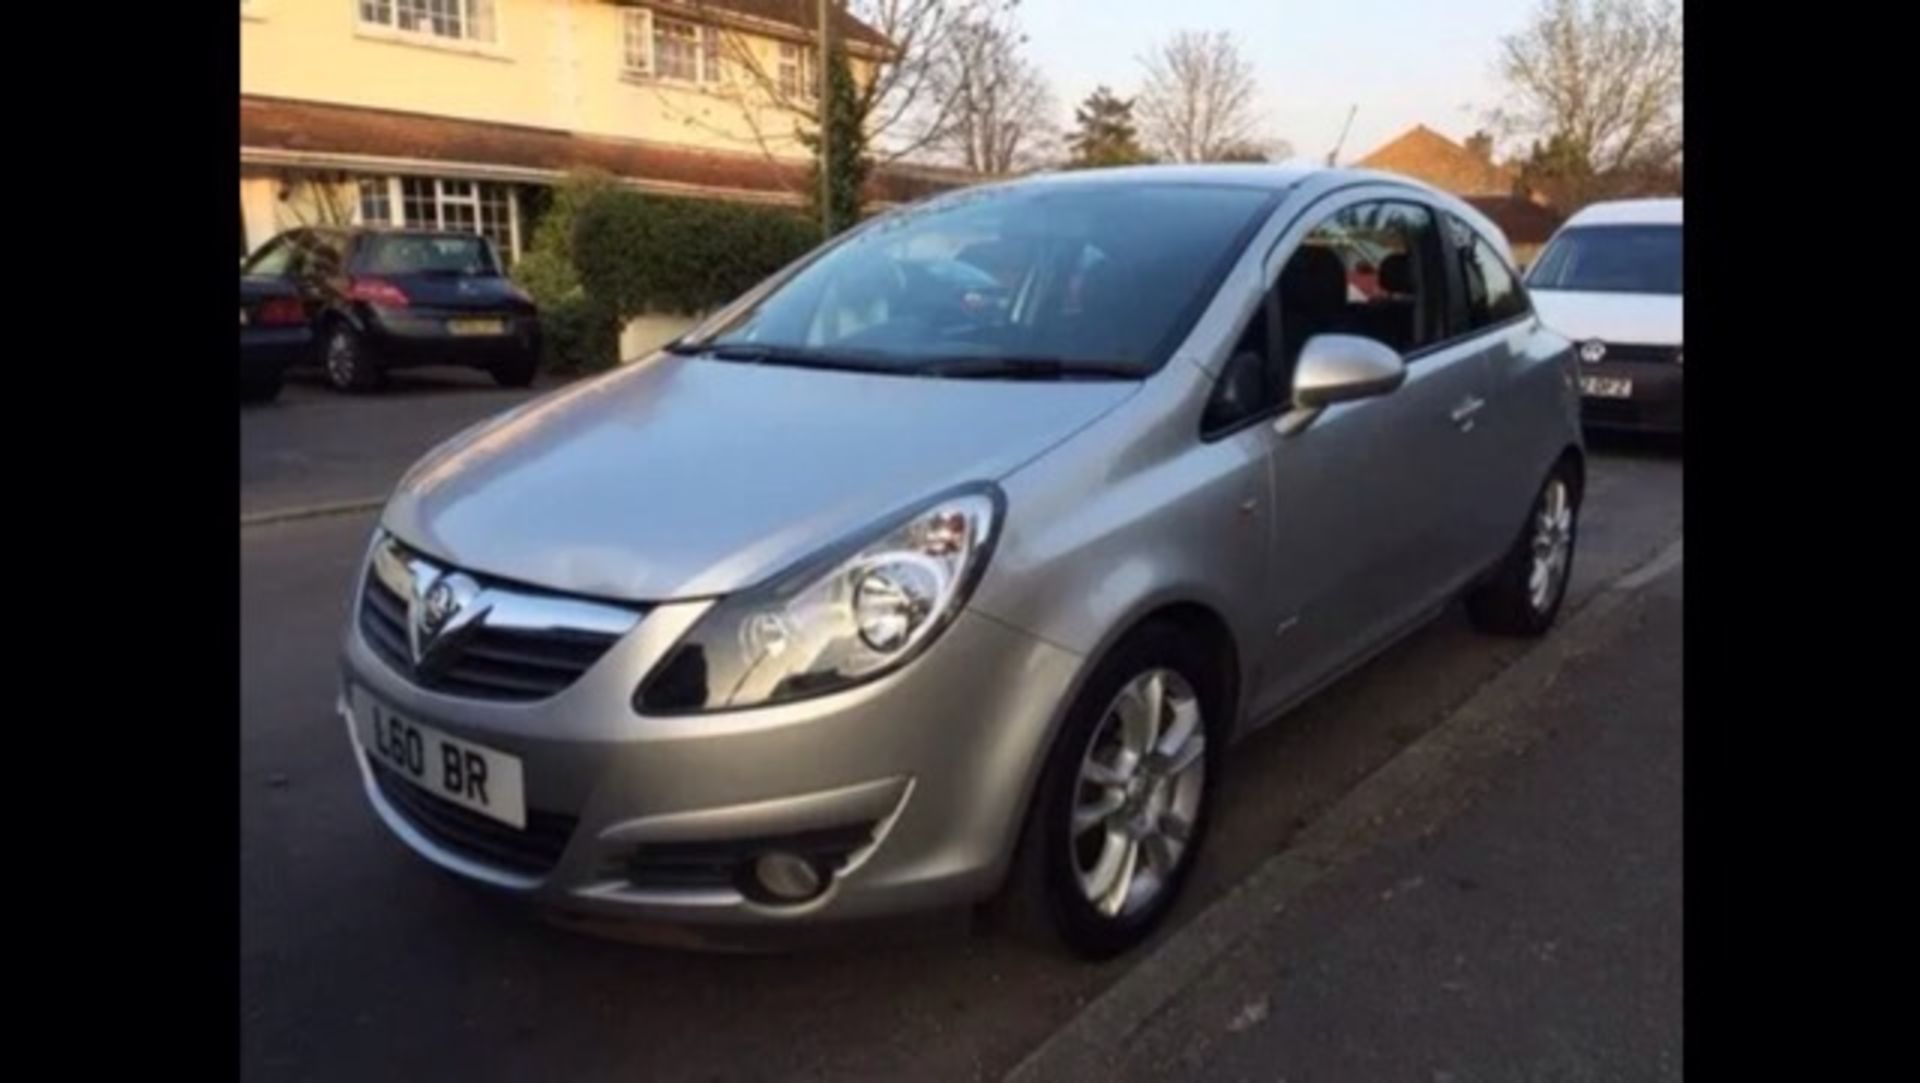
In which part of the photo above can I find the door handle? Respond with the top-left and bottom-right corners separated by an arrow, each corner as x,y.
1449,396 -> 1485,429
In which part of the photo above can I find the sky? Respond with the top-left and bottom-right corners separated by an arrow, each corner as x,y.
1013,0 -> 1542,164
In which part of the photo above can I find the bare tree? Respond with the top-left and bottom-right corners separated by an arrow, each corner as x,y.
1489,0 -> 1683,196
1135,30 -> 1270,163
653,0 -> 1009,179
925,16 -> 1054,174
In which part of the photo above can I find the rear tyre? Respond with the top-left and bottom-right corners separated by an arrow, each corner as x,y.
323,322 -> 383,393
995,621 -> 1221,959
239,365 -> 283,404
490,352 -> 538,389
1466,460 -> 1580,637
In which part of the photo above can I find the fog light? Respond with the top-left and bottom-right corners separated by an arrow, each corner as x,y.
751,851 -> 826,902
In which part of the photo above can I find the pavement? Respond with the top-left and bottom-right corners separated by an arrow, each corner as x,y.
240,383 -> 1683,1082
1009,557 -> 1683,1083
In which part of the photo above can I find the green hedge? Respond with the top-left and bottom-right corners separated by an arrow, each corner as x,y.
573,190 -> 819,320
512,174 -> 622,374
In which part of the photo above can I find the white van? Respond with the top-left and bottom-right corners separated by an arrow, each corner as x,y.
1525,199 -> 1682,433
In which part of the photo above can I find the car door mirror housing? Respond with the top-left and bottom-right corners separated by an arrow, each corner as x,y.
1292,333 -> 1407,409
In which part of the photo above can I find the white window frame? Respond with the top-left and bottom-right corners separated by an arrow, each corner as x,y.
355,176 -> 521,262
355,0 -> 504,54
633,11 -> 722,86
622,7 -> 653,78
778,41 -> 818,101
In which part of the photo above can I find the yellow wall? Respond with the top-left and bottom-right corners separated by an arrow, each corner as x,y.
242,1 -> 867,163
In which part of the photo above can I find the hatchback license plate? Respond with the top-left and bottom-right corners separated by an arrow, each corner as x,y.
448,318 -> 507,336
356,693 -> 527,828
1581,375 -> 1633,399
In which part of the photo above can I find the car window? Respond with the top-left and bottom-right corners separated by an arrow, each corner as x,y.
1445,214 -> 1529,334
1202,297 -> 1278,435
243,234 -> 298,278
1277,200 -> 1443,374
692,183 -> 1277,374
1525,224 -> 1681,295
359,234 -> 500,277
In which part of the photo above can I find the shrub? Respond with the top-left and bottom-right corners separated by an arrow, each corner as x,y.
513,172 -> 622,373
573,190 -> 818,321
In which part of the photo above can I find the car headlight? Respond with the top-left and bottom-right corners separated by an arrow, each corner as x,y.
636,485 -> 1003,713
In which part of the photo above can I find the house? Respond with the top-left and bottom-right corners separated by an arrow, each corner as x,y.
239,1 -> 970,260
1354,124 -> 1564,264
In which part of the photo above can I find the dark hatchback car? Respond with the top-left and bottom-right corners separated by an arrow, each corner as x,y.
239,275 -> 311,403
240,227 -> 541,393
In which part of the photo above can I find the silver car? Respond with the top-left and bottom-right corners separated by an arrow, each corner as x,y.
338,165 -> 1583,958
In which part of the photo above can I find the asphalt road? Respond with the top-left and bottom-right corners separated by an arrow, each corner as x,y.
239,387 -> 1682,1082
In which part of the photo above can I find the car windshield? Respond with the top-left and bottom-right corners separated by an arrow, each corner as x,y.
685,183 -> 1278,375
1526,224 -> 1681,295
360,234 -> 500,277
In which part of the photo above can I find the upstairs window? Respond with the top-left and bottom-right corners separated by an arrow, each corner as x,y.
779,41 -> 818,100
624,8 -> 721,83
359,0 -> 497,45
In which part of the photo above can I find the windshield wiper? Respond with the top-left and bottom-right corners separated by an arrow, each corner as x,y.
920,356 -> 1142,381
694,343 -> 900,374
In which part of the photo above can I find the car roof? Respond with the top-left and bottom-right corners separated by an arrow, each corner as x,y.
1563,198 -> 1682,227
919,163 -> 1517,260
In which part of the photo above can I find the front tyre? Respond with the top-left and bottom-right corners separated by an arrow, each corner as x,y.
1000,622 -> 1220,959
1466,461 -> 1580,637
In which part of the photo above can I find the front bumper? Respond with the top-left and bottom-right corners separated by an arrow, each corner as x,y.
339,587 -> 1084,934
1579,359 -> 1683,433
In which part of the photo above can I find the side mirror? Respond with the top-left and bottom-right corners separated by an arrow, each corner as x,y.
1276,334 -> 1406,436
1293,333 -> 1406,408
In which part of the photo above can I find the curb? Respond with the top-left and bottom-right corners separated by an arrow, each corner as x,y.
241,496 -> 387,528
1003,532 -> 1685,1083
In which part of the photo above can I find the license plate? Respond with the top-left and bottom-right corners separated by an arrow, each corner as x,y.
356,693 -> 526,828
1581,375 -> 1633,399
447,317 -> 507,336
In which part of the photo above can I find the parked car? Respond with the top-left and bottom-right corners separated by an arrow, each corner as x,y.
240,226 -> 540,393
337,166 -> 1583,958
1524,199 -> 1682,434
238,274 -> 310,403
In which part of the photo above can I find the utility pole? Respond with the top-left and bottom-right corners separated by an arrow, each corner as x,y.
817,0 -> 833,238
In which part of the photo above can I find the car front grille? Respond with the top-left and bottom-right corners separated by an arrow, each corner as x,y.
358,537 -> 646,703
368,757 -> 577,876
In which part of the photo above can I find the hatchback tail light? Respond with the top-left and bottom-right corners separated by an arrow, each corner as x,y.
256,297 -> 307,326
348,278 -> 410,307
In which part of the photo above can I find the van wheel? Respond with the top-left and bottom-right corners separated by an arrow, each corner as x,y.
995,622 -> 1220,959
1467,461 -> 1580,636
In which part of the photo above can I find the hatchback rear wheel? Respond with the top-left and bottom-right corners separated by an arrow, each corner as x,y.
1467,460 -> 1580,636
324,323 -> 383,393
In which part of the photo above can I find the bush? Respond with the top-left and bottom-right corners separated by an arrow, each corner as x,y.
573,190 -> 818,320
536,293 -> 621,374
513,172 -> 622,373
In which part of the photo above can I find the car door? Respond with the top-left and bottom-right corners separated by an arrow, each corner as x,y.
1437,212 -> 1547,572
1246,192 -> 1491,718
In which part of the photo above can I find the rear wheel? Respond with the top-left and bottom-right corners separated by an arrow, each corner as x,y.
323,322 -> 383,393
1466,461 -> 1580,636
997,622 -> 1220,959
